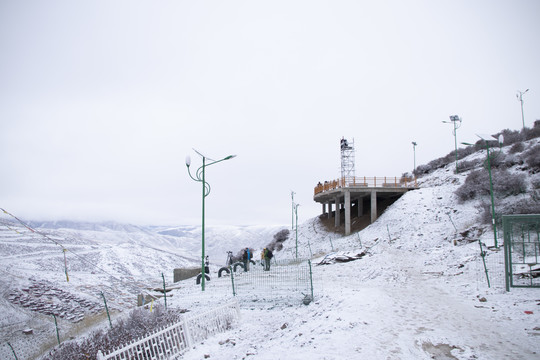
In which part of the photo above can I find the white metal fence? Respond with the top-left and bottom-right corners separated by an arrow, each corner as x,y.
97,301 -> 240,360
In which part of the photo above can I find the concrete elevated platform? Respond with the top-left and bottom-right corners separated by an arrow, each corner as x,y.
313,177 -> 417,235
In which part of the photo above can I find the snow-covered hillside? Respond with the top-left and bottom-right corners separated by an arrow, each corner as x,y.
0,219 -> 285,360
2,137 -> 540,359
176,146 -> 540,360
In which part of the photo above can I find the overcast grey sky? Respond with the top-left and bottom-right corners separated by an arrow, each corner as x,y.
1,0 -> 539,227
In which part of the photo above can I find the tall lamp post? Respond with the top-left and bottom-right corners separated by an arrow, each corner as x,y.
291,191 -> 296,230
411,141 -> 417,175
462,134 -> 503,248
443,115 -> 462,173
516,89 -> 529,129
186,150 -> 236,291
294,203 -> 300,259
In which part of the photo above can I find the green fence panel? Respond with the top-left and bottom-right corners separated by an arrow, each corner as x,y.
503,214 -> 540,291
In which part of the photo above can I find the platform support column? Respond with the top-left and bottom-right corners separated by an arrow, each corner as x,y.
345,190 -> 351,235
370,190 -> 377,223
328,202 -> 332,219
334,196 -> 340,227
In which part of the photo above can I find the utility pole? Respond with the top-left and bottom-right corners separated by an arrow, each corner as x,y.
291,191 -> 295,230
517,89 -> 529,129
443,115 -> 462,173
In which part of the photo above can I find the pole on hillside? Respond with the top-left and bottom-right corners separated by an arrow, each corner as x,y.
162,273 -> 168,310
101,291 -> 112,328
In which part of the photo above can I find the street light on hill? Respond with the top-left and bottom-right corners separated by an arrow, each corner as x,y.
443,115 -> 462,173
517,89 -> 529,129
186,150 -> 236,291
462,134 -> 504,248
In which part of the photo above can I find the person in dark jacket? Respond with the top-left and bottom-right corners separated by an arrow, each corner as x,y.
263,248 -> 273,271
242,247 -> 251,271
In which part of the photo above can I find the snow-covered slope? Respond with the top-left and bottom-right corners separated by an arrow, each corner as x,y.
177,144 -> 540,359
2,138 -> 540,359
0,219 -> 285,360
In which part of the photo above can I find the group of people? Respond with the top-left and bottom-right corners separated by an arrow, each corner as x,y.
242,247 -> 273,271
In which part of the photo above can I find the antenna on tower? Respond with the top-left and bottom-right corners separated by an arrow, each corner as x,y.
340,137 -> 355,185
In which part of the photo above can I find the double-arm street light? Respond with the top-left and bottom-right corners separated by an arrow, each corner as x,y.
516,89 -> 529,129
462,134 -> 503,248
443,115 -> 462,173
186,150 -> 236,291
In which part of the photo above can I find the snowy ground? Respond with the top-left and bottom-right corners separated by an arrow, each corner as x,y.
2,143 -> 540,359
173,163 -> 540,360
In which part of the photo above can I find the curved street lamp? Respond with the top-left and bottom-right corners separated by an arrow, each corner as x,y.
186,150 -> 236,291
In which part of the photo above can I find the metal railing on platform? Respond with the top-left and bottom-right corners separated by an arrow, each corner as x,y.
314,176 -> 417,195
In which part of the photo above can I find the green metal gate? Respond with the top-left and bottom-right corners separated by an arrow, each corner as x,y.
503,214 -> 540,291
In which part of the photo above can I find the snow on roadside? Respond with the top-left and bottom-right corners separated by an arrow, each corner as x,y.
176,163 -> 540,360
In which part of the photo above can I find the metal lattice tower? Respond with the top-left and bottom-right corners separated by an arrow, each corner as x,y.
340,137 -> 355,184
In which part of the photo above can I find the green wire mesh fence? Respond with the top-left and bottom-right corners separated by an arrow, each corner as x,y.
169,259 -> 317,309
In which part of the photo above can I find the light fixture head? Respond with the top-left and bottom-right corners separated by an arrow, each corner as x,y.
185,155 -> 191,167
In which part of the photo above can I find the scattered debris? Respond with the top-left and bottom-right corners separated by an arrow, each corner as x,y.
317,250 -> 368,265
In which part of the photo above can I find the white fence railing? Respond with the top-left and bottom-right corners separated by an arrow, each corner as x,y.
97,301 -> 240,360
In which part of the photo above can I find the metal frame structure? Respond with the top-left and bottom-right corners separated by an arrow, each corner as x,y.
340,137 -> 355,184
503,214 -> 540,291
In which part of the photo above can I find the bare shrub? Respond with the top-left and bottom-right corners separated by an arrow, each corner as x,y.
455,170 -> 488,202
493,169 -> 526,196
266,228 -> 290,252
509,142 -> 525,154
523,125 -> 540,141
488,152 -> 506,168
42,305 -> 184,360
524,144 -> 540,170
499,129 -> 524,146
455,169 -> 526,203
457,159 -> 482,172
531,176 -> 540,189
478,201 -> 493,224
415,164 -> 432,176
456,146 -> 476,160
